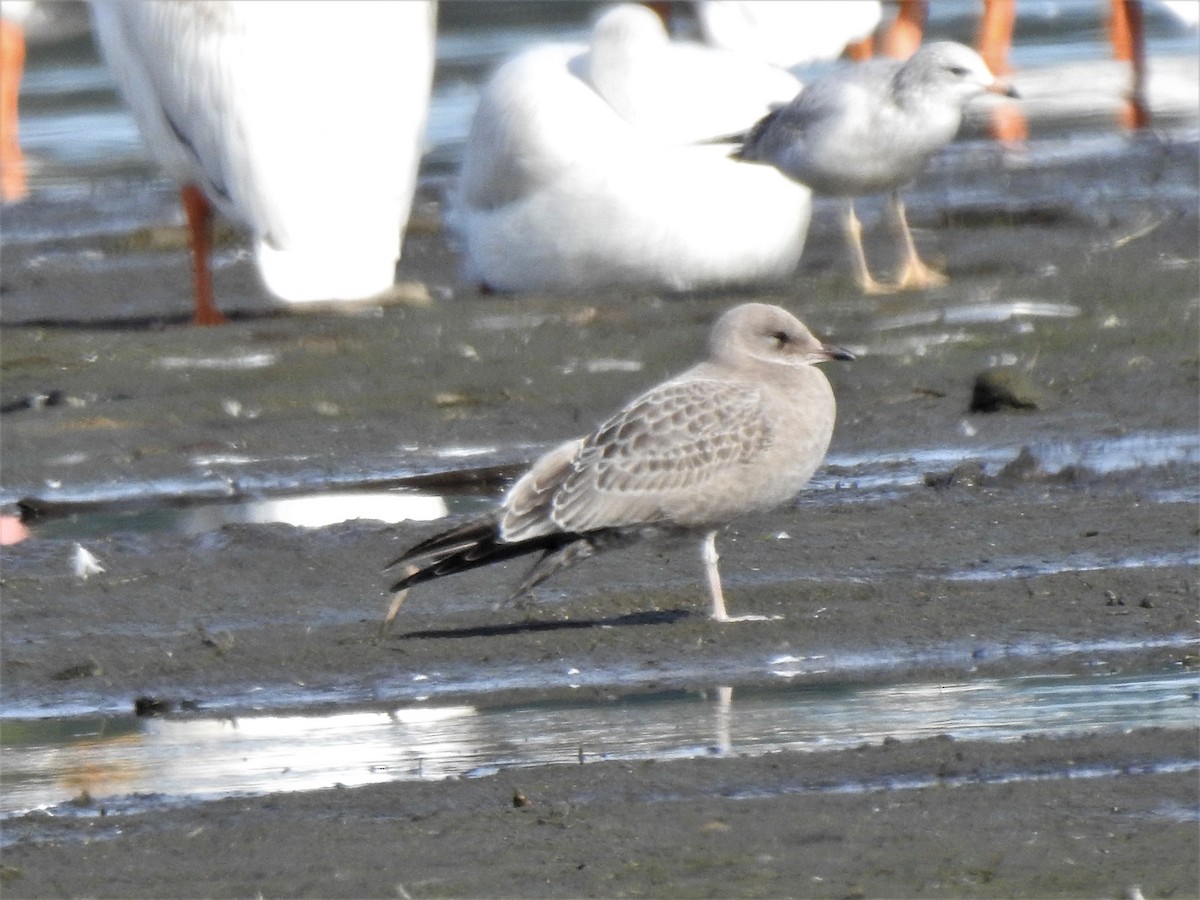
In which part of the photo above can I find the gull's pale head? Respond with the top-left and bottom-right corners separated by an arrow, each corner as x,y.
710,303 -> 855,369
898,41 -> 1019,106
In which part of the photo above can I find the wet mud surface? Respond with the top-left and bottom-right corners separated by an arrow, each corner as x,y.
1,131 -> 1198,897
2,730 -> 1196,899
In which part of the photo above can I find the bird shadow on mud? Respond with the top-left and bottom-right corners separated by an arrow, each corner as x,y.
395,608 -> 691,641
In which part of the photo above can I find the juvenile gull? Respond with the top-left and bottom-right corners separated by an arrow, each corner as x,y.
383,304 -> 852,629
731,41 -> 1018,294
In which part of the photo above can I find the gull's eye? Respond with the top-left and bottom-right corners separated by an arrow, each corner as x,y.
771,330 -> 790,347
947,65 -> 970,77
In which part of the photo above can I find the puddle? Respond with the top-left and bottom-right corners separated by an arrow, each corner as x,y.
937,547 -> 1200,581
25,490 -> 493,540
872,300 -> 1083,333
825,429 -> 1200,489
1,669 -> 1194,819
8,430 -> 1196,541
860,298 -> 1089,358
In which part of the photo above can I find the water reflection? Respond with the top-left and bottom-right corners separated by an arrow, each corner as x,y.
13,427 -> 1197,540
873,300 -> 1082,332
180,491 -> 449,531
2,669 -> 1194,818
23,491 -> 499,541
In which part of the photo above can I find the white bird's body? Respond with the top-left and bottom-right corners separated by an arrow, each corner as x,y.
451,3 -> 811,294
90,0 -> 436,308
1158,0 -> 1200,28
695,0 -> 882,71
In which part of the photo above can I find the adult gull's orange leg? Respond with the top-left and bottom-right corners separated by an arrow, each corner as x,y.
181,184 -> 227,326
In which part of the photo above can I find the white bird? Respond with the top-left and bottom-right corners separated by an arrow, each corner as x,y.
1159,1 -> 1200,29
384,303 -> 853,627
732,41 -> 1017,293
695,0 -> 882,71
450,3 -> 812,294
89,0 -> 436,324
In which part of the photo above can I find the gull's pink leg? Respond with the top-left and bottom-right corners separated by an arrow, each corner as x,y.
842,200 -> 891,295
703,531 -> 771,623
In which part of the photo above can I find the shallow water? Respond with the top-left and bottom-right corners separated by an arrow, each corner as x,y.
11,427 -> 1197,538
2,667 -> 1195,820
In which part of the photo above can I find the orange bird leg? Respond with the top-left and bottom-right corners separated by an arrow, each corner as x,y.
0,18 -> 28,203
881,0 -> 926,59
181,184 -> 227,325
1108,0 -> 1150,130
977,0 -> 1028,143
845,34 -> 875,62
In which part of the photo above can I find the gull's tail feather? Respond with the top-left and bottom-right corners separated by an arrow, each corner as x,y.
387,516 -> 579,593
697,128 -> 750,147
387,518 -> 654,598
727,106 -> 782,162
385,516 -> 496,571
700,101 -> 788,154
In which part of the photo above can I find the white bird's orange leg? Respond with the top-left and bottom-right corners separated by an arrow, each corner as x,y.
889,190 -> 947,291
181,183 -> 228,325
0,17 -> 28,203
977,0 -> 1028,143
881,0 -> 926,59
1108,0 -> 1150,131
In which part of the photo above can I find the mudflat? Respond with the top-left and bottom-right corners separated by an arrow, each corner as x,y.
1,132 -> 1197,898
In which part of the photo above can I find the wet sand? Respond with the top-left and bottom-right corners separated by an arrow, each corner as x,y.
1,129 -> 1198,897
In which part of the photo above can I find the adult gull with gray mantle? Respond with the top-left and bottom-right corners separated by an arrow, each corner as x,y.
384,304 -> 853,629
731,41 -> 1018,294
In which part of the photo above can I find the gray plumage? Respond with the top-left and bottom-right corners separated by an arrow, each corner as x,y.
733,42 -> 1017,293
385,303 -> 853,624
